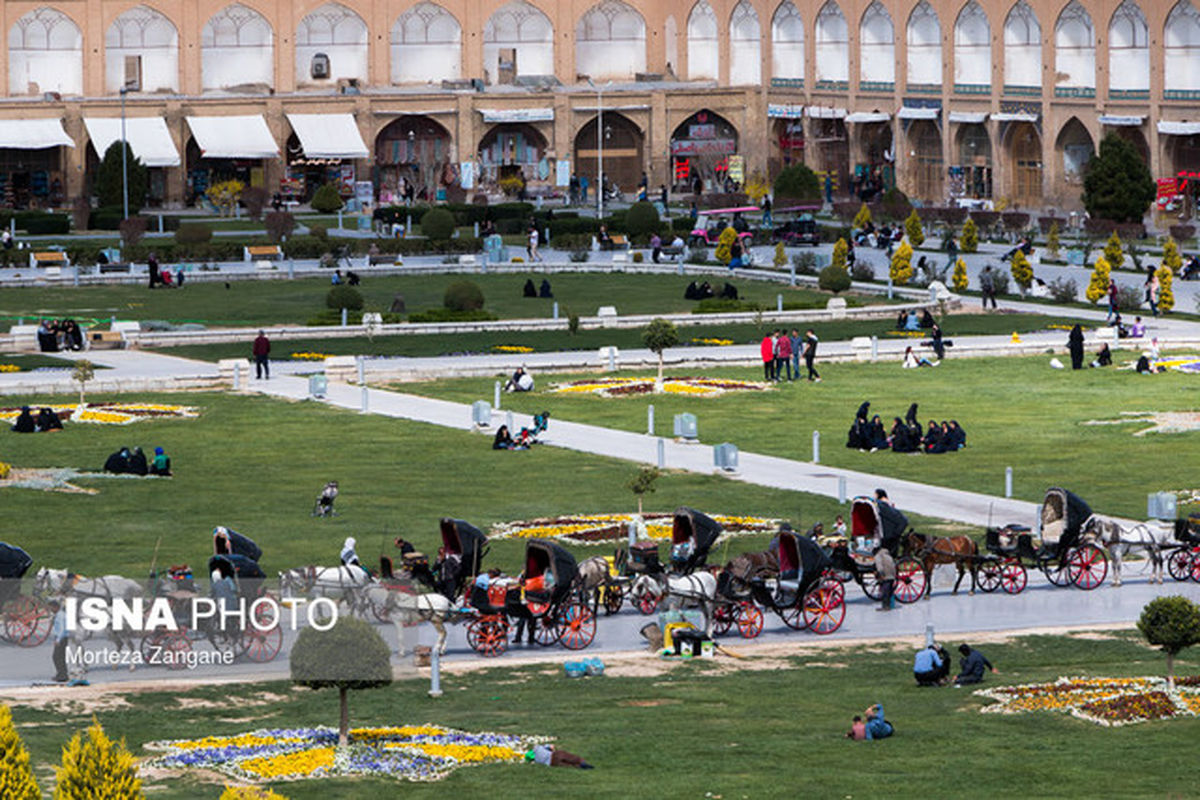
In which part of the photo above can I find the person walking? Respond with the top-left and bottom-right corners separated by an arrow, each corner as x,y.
252,329 -> 271,380
946,235 -> 958,270
147,252 -> 160,289
760,333 -> 775,381
1067,324 -> 1085,370
930,322 -> 946,361
1145,266 -> 1160,317
50,600 -> 69,682
789,328 -> 802,380
803,329 -> 821,382
873,546 -> 895,611
775,329 -> 793,382
980,266 -> 997,310
1107,278 -> 1119,322
527,225 -> 542,263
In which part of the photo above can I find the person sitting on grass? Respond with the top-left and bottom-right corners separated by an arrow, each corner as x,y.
150,446 -> 171,476
11,406 -> 36,433
923,421 -> 945,454
35,407 -> 63,432
954,643 -> 998,686
492,425 -> 515,450
866,415 -> 888,452
913,643 -> 950,686
850,704 -> 892,740
128,446 -> 149,476
525,743 -> 594,769
1129,316 -> 1146,338
903,346 -> 936,368
946,420 -> 967,450
889,417 -> 917,453
1090,343 -> 1113,368
103,447 -> 132,473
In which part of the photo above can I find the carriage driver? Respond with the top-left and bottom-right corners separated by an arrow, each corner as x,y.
470,568 -> 505,615
913,643 -> 950,687
339,537 -> 370,582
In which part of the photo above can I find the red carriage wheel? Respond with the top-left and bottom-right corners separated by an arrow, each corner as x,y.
712,604 -> 735,635
822,578 -> 845,605
976,562 -> 1002,593
780,600 -> 805,630
603,584 -> 624,615
1190,554 -> 1200,583
466,618 -> 483,652
860,570 -> 883,601
893,558 -> 926,604
802,585 -> 845,635
559,603 -> 596,650
1043,559 -> 1072,587
242,624 -> 283,662
1167,549 -> 1193,582
635,590 -> 659,615
533,612 -> 562,646
157,631 -> 193,670
5,596 -> 52,647
1068,544 -> 1107,590
1000,561 -> 1027,594
735,602 -> 764,639
476,617 -> 509,657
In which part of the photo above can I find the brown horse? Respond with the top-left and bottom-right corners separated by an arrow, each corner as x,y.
905,532 -> 979,598
716,549 -> 779,600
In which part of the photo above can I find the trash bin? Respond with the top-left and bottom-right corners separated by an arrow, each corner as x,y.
674,413 -> 698,440
308,374 -> 328,399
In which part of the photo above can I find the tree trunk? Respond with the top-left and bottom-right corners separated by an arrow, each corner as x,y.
78,386 -> 85,407
1167,652 -> 1176,692
637,496 -> 643,516
655,352 -> 664,392
339,687 -> 349,746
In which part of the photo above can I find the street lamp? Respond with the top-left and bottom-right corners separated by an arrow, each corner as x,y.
587,79 -> 612,219
119,85 -> 130,221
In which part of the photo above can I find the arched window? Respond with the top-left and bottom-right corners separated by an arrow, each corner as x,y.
1054,1 -> 1094,93
1165,1 -> 1200,94
1003,1 -> 1041,90
771,2 -> 804,81
686,1 -> 718,80
1108,0 -> 1148,94
859,1 -> 894,87
9,7 -> 82,95
484,1 -> 554,81
391,3 -> 461,84
814,1 -> 848,85
296,3 -> 367,85
1056,118 -> 1094,182
105,5 -> 178,93
729,1 -> 761,85
201,4 -> 273,91
954,1 -> 991,88
906,2 -> 941,87
576,0 -> 646,80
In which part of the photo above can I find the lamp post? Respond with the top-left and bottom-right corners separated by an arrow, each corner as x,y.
119,86 -> 129,221
588,79 -> 612,219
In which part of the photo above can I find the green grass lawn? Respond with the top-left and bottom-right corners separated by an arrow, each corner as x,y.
395,352 -> 1200,521
0,353 -> 80,371
7,632 -> 1199,798
153,312 -> 1094,362
0,273 -> 878,329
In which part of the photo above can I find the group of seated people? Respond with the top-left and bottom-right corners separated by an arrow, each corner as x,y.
522,278 -> 553,298
1109,313 -> 1145,339
10,406 -> 62,433
1181,254 -> 1200,280
492,412 -> 551,450
503,367 -> 534,393
103,445 -> 171,476
897,308 -> 936,332
37,319 -> 85,352
683,281 -> 738,301
913,642 -> 997,687
847,402 -> 966,454
853,221 -> 903,250
649,233 -> 686,263
330,270 -> 362,286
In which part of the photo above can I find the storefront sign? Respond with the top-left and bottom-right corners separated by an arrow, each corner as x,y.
355,181 -> 373,204
727,155 -> 745,184
670,139 -> 737,156
480,108 -> 554,124
688,124 -> 717,139
460,161 -> 475,189
767,104 -> 805,119
556,159 -> 571,187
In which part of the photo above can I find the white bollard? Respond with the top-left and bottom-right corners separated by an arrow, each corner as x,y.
506,411 -> 514,432
925,623 -> 935,648
429,646 -> 443,698
494,381 -> 501,410
647,404 -> 655,435
790,264 -> 796,286
870,336 -> 878,361
838,475 -> 847,503
887,274 -> 894,299
777,294 -> 783,312
812,430 -> 820,463
553,301 -> 559,320
608,348 -> 616,371
232,362 -> 241,390
361,385 -> 369,413
341,308 -> 348,327
1005,466 -> 1013,498
357,357 -> 365,385
657,438 -> 665,468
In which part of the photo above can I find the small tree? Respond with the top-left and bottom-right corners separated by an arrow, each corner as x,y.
326,286 -> 364,311
1085,255 -> 1111,304
904,209 -> 925,247
624,202 -> 660,237
420,207 -> 456,241
641,318 -> 679,391
742,173 -> 770,204
773,164 -> 821,203
1102,231 -> 1125,270
818,261 -> 851,293
890,240 -> 914,286
444,280 -> 484,311
206,180 -> 244,217
72,360 -> 94,407
831,238 -> 848,271
714,227 -> 738,265
773,241 -> 786,269
1083,134 -> 1156,224
1157,260 -> 1176,314
1010,249 -> 1033,294
95,141 -> 148,213
291,617 -> 392,746
960,218 -> 979,253
852,203 -> 872,230
0,705 -> 40,800
53,718 -> 143,799
241,187 -> 269,221
264,211 -> 296,243
1046,222 -> 1061,258
951,258 -> 968,292
118,216 -> 148,247
1138,596 -> 1200,690
310,183 -> 345,214
627,466 -> 660,516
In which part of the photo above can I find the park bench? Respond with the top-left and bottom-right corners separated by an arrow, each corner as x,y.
660,245 -> 685,261
30,251 -> 69,269
244,245 -> 283,262
99,263 -> 132,274
368,253 -> 394,265
90,330 -> 124,350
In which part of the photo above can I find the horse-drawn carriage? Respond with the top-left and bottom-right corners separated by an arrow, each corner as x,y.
608,540 -> 663,614
0,542 -> 51,647
826,497 -> 926,603
669,507 -> 723,574
1168,515 -> 1200,582
980,488 -> 1108,592
435,518 -> 490,600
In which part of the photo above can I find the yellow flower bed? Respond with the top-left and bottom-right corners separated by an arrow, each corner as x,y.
977,676 -> 1200,727
0,461 -> 10,479
493,512 -> 780,544
174,733 -> 303,751
0,402 -> 199,425
395,743 -> 523,763
290,352 -> 331,361
690,337 -> 734,346
492,345 -> 534,354
350,726 -> 445,741
240,747 -> 334,779
550,376 -> 771,398
0,364 -> 19,372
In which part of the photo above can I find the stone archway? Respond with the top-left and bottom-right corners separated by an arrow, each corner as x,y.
670,109 -> 738,192
574,112 -> 644,193
479,122 -> 550,190
953,123 -> 992,198
374,115 -> 454,203
907,120 -> 942,202
770,118 -> 805,178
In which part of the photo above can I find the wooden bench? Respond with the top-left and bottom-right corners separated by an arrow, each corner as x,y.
660,245 -> 685,261
99,263 -> 132,274
244,245 -> 283,262
30,251 -> 69,268
368,254 -> 394,265
90,330 -> 125,350
609,235 -> 629,250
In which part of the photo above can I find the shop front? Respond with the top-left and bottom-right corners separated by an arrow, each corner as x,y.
374,114 -> 454,204
477,108 -> 554,194
83,117 -> 180,207
283,113 -> 369,204
0,118 -> 73,209
847,112 -> 894,199
806,107 -> 848,197
184,115 -> 279,206
767,104 -> 805,178
949,114 -> 992,201
573,111 -> 644,193
670,110 -> 739,193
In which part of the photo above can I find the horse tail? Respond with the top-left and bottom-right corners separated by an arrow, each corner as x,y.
716,570 -> 732,599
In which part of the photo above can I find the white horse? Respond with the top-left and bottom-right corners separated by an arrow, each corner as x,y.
35,568 -> 143,601
1084,514 -> 1170,586
632,571 -> 718,638
363,586 -> 462,656
279,566 -> 374,616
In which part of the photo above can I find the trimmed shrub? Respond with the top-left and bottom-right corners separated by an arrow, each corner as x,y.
969,210 -> 999,233
904,210 -> 925,247
242,186 -> 269,221
850,261 -> 875,282
1047,277 -> 1078,303
877,188 -> 912,221
420,207 -> 456,241
88,206 -> 124,231
773,164 -> 821,203
1169,224 -> 1196,241
443,280 -> 484,311
941,206 -> 968,226
1115,284 -> 1142,310
175,223 -> 213,245
1001,211 -> 1030,232
818,263 -> 852,293
326,286 -> 364,311
960,218 -> 979,253
408,308 -> 498,323
792,252 -> 819,275
624,201 -> 660,238
310,183 -> 344,213
53,719 -> 142,799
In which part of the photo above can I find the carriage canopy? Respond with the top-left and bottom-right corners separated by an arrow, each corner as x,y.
672,507 -> 722,558
213,527 -> 263,562
851,497 -> 908,551
778,530 -> 830,592
524,539 -> 578,603
208,554 -> 265,581
440,518 -> 488,577
0,542 -> 33,580
1040,487 -> 1092,550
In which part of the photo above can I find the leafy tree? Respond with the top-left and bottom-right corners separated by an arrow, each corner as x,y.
326,286 -> 364,311
1010,249 -> 1033,294
742,173 -> 770,204
627,466 -> 660,515
960,218 -> 979,253
852,203 -> 872,230
1083,134 -> 1155,224
904,209 -> 925,247
95,141 -> 147,213
772,164 -> 821,203
889,240 -> 913,286
310,183 -> 345,214
420,207 -> 456,241
641,318 -> 679,391
1102,231 -> 1125,270
72,360 -> 94,407
1163,237 -> 1182,274
1046,222 -> 1061,258
206,180 -> 244,217
818,262 -> 851,293
714,226 -> 738,265
291,617 -> 392,746
831,238 -> 848,271
773,241 -> 786,269
1138,596 -> 1200,690
118,216 -> 148,247
443,281 -> 484,311
241,187 -> 269,221
0,705 -> 40,800
624,201 -> 660,237
264,212 -> 296,243
53,718 -> 143,799
951,258 -> 968,292
1085,255 -> 1111,304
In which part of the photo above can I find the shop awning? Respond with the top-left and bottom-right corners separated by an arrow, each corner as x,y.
186,115 -> 279,159
479,108 -> 554,123
806,107 -> 847,119
898,107 -> 939,121
1158,120 -> 1200,136
846,111 -> 891,124
991,112 -> 1038,123
948,111 -> 988,124
767,103 -> 805,119
83,117 -> 179,167
0,118 -> 74,150
286,113 -> 369,160
1098,115 -> 1144,127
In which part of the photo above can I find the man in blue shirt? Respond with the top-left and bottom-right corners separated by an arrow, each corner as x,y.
864,704 -> 893,740
913,644 -> 949,686
955,643 -> 998,685
50,600 -> 69,682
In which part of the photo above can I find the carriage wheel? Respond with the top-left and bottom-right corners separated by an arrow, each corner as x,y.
860,571 -> 883,601
151,630 -> 193,670
241,625 -> 283,662
893,558 -> 926,604
4,596 -> 52,647
635,590 -> 659,615
603,584 -> 624,615
1168,550 -> 1194,582
472,617 -> 509,657
976,562 -> 1002,593
780,598 -> 806,631
533,612 -> 562,646
735,602 -> 764,639
802,584 -> 845,635
822,578 -> 846,606
1042,559 -> 1072,587
1190,553 -> 1200,583
1001,561 -> 1028,595
712,604 -> 735,636
1068,544 -> 1107,590
559,603 -> 597,650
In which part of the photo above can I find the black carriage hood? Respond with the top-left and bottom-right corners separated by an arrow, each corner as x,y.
879,502 -> 909,542
0,542 -> 33,580
1043,487 -> 1093,542
672,507 -> 723,554
213,527 -> 263,562
440,518 -> 489,574
779,530 -> 830,585
525,538 -> 578,587
208,554 -> 265,581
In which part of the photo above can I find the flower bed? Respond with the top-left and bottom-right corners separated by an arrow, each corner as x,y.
144,725 -> 549,783
290,352 -> 331,361
0,402 -> 199,425
492,345 -> 534,354
690,337 -> 735,346
549,376 -> 771,398
492,512 -> 780,545
976,676 -> 1200,727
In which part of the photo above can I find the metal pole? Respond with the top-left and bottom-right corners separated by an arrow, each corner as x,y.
607,348 -> 616,371
288,258 -> 295,279
656,438 -> 665,468
553,301 -> 559,320
597,84 -> 603,221
361,385 -> 369,413
647,403 -> 655,435
341,307 -> 348,327
776,293 -> 782,312
506,411 -> 514,432
429,646 -> 443,698
120,88 -> 129,221
494,380 -> 501,410
925,623 -> 935,648
790,263 -> 796,286
232,362 -> 241,390
870,335 -> 878,361
812,430 -> 820,463
838,475 -> 846,503
1005,466 -> 1013,498
887,273 -> 894,299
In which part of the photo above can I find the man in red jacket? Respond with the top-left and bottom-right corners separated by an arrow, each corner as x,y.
252,330 -> 271,379
760,333 -> 775,382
